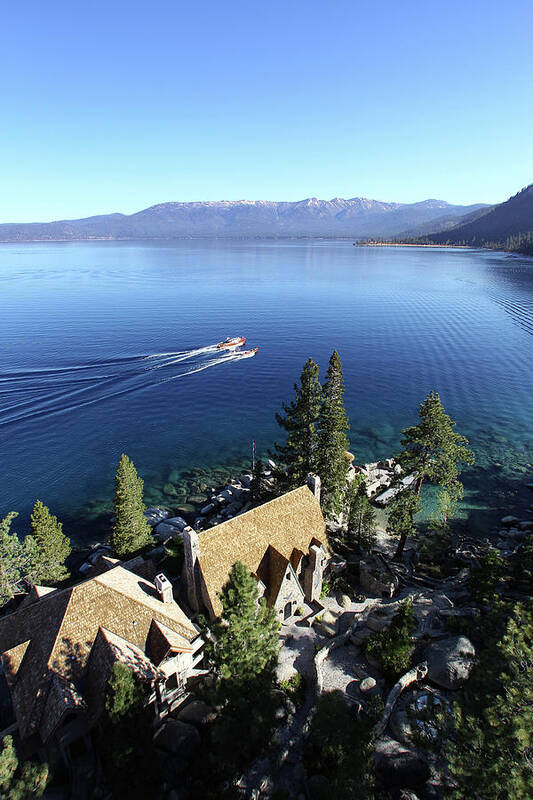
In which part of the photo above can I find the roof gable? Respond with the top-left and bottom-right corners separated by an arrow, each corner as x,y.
0,565 -> 198,739
197,485 -> 327,616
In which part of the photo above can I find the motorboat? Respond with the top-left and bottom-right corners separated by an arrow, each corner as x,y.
216,336 -> 246,351
239,348 -> 259,358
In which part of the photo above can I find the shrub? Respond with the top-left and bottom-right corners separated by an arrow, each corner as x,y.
364,599 -> 416,681
304,691 -> 375,799
280,672 -> 305,707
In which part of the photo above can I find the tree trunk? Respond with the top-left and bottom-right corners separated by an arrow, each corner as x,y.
393,532 -> 407,561
415,475 -> 425,499
374,661 -> 428,737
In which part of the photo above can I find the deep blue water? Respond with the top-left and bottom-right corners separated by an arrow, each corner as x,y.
1,240 -> 532,544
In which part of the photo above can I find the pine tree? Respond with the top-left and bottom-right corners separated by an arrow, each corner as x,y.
347,479 -> 376,552
444,603 -> 533,799
0,735 -> 48,799
387,490 -> 420,560
30,500 -> 71,584
99,663 -> 158,799
0,513 -> 41,607
274,357 -> 322,489
251,458 -> 265,502
317,350 -> 350,517
399,390 -> 474,500
209,561 -> 279,687
203,561 -> 281,778
111,454 -> 152,559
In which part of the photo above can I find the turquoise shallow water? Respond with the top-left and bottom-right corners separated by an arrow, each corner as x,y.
0,240 -> 532,544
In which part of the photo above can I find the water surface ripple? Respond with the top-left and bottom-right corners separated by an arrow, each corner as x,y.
0,241 -> 531,542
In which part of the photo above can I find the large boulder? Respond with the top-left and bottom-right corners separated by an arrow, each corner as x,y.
374,737 -> 430,788
177,699 -> 214,727
425,636 -> 475,690
154,516 -> 188,539
144,507 -> 170,527
153,719 -> 200,759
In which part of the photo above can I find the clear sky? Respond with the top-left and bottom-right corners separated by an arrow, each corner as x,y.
1,0 -> 532,222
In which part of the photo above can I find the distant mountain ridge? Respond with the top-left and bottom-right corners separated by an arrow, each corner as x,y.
426,184 -> 533,246
0,197 -> 487,241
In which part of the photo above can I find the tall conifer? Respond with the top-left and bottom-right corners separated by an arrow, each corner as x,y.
274,357 -> 322,489
387,491 -> 420,560
111,454 -> 152,559
400,390 -> 474,499
317,350 -> 350,517
30,500 -> 71,584
0,512 -> 40,606
347,479 -> 376,552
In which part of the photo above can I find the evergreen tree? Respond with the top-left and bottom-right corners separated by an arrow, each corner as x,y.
387,490 -> 420,560
443,603 -> 533,799
0,735 -> 48,799
209,561 -> 279,687
317,350 -> 350,517
251,458 -> 265,502
274,357 -> 322,489
0,513 -> 40,607
399,390 -> 474,500
30,500 -> 71,584
98,663 -> 158,799
111,454 -> 152,559
202,561 -> 280,778
346,478 -> 376,552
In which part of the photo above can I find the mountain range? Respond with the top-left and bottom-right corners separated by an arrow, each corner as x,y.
0,197 -> 488,241
426,184 -> 533,246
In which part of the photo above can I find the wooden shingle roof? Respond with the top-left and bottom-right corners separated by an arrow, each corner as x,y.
197,485 -> 327,616
0,565 -> 197,740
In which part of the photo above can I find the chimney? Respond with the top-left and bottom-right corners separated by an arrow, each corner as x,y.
183,527 -> 201,613
306,472 -> 321,502
154,573 -> 173,604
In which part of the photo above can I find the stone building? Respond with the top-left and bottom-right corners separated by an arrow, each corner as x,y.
0,560 -> 202,763
183,476 -> 330,622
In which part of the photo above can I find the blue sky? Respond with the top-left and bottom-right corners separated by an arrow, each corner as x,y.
1,0 -> 532,222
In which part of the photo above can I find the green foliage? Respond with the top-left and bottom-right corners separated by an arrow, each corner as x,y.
317,350 -> 350,517
504,230 -> 533,255
468,545 -> 503,603
420,487 -> 457,567
365,599 -> 416,681
208,561 -> 280,687
274,357 -> 322,490
200,562 -> 280,785
99,663 -> 158,799
280,672 -> 305,707
251,458 -> 266,502
0,735 -> 48,799
512,532 -> 533,590
387,490 -> 420,560
399,390 -> 474,500
346,477 -> 376,552
111,453 -> 152,559
0,512 -> 41,607
164,537 -> 184,576
30,499 -> 71,583
305,691 -> 375,799
442,602 -> 533,799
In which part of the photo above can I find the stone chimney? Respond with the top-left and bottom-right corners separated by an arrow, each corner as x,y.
154,573 -> 173,603
183,526 -> 201,613
306,472 -> 321,502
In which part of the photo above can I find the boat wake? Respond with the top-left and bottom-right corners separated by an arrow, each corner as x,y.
0,343 -> 253,428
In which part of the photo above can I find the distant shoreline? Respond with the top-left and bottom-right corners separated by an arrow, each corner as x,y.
361,242 -> 473,249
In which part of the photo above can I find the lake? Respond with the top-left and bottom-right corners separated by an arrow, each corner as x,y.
1,240 -> 532,545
